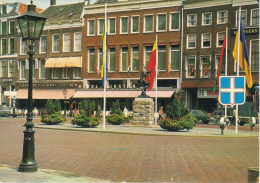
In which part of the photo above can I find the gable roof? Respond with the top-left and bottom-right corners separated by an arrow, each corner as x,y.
94,0 -> 118,4
41,2 -> 85,22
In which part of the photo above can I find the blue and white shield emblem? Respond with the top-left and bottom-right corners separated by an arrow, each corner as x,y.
219,76 -> 246,106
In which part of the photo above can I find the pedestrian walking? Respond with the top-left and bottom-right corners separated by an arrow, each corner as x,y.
97,105 -> 101,118
158,106 -> 164,122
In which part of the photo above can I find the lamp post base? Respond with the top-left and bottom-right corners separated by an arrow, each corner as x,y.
19,164 -> 38,172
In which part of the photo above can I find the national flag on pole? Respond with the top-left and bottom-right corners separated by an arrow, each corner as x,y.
233,19 -> 253,88
127,66 -> 131,76
146,39 -> 157,91
213,33 -> 226,92
101,24 -> 108,87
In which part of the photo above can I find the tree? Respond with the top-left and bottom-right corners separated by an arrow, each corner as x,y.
46,99 -> 54,114
171,97 -> 181,119
78,99 -> 95,117
180,102 -> 189,117
111,99 -> 122,115
54,99 -> 61,112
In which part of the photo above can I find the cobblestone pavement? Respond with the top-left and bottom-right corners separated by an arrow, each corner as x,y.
0,118 -> 259,182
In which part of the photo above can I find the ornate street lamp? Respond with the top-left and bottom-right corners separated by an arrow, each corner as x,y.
17,0 -> 47,172
63,89 -> 68,117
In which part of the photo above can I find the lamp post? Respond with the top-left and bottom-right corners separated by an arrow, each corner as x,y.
63,89 -> 68,117
16,0 -> 47,172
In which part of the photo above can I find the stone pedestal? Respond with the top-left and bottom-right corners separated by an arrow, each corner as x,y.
132,97 -> 154,125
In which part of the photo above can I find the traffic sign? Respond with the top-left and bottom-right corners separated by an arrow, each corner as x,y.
219,76 -> 246,106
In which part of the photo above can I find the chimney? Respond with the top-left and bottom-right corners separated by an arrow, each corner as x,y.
50,0 -> 56,6
84,0 -> 90,5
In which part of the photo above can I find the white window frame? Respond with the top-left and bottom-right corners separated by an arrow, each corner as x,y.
108,17 -> 116,35
215,54 -> 225,77
52,34 -> 59,53
109,47 -> 115,72
8,60 -> 15,78
202,12 -> 212,26
98,18 -> 105,36
169,12 -> 180,31
120,16 -> 128,34
88,48 -> 95,73
156,13 -> 167,32
251,8 -> 259,26
1,21 -> 6,35
201,33 -> 211,48
200,56 -> 211,78
131,15 -> 140,34
131,46 -> 139,71
63,33 -> 70,52
1,38 -> 7,55
217,32 -> 225,47
52,68 -> 59,79
20,38 -> 27,55
121,47 -> 128,72
217,10 -> 228,24
250,39 -> 259,71
9,37 -> 15,55
236,10 -> 247,27
74,67 -> 81,78
186,56 -> 196,78
62,67 -> 69,79
39,59 -> 46,79
187,14 -> 197,27
187,34 -> 196,49
144,46 -> 153,70
20,60 -> 26,80
87,19 -> 95,36
74,32 -> 82,52
170,44 -> 179,71
0,61 -> 7,78
9,20 -> 15,34
40,35 -> 47,53
143,14 -> 154,33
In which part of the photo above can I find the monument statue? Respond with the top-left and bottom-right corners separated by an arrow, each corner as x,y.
139,70 -> 151,97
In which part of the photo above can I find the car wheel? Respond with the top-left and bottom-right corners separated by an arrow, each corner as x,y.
4,113 -> 8,117
239,122 -> 245,126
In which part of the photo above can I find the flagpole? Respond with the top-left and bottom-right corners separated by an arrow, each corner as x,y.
225,26 -> 228,119
236,6 -> 241,134
155,34 -> 158,126
103,1 -> 107,130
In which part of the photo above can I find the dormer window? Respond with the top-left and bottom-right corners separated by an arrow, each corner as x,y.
59,8 -> 64,12
2,6 -> 6,14
69,12 -> 74,16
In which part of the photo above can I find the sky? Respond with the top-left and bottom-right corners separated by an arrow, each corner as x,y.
6,0 -> 97,9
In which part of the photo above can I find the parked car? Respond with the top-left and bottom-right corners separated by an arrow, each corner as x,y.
190,109 -> 211,124
0,106 -> 11,117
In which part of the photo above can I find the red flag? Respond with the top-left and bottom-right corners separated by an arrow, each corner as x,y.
146,39 -> 157,91
213,33 -> 226,92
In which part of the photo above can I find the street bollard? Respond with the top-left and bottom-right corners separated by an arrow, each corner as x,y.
248,167 -> 259,183
249,117 -> 256,132
219,117 -> 227,135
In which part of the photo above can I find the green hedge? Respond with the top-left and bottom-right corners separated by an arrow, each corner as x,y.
71,114 -> 100,128
106,113 -> 129,125
41,112 -> 66,125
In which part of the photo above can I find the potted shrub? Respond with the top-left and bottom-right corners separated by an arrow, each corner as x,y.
106,99 -> 130,125
71,100 -> 100,128
159,98 -> 197,131
41,99 -> 66,125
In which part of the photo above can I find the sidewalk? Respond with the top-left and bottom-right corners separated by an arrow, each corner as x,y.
0,164 -> 105,182
33,121 -> 259,137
